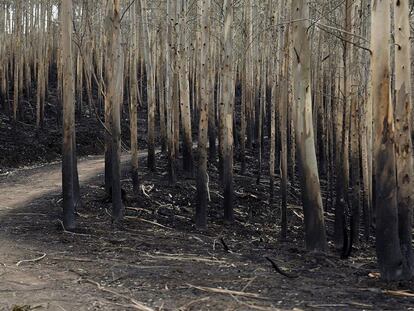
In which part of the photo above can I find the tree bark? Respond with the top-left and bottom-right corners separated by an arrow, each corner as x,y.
178,0 -> 194,174
222,0 -> 234,223
129,0 -> 139,192
394,0 -> 414,279
291,0 -> 327,252
196,0 -> 211,229
106,0 -> 124,222
61,0 -> 76,230
371,0 -> 404,281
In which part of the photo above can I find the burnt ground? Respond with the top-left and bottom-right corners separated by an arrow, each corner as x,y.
1,146 -> 414,311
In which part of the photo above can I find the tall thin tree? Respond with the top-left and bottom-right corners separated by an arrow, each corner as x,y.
371,0 -> 404,281
61,0 -> 77,230
291,0 -> 327,251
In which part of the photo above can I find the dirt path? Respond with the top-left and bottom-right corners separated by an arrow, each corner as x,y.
0,154 -> 132,310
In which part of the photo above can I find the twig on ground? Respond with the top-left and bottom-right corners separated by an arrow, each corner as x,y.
51,256 -> 94,263
141,184 -> 154,198
307,304 -> 349,308
190,236 -> 205,243
220,238 -> 230,253
211,191 -> 224,199
125,216 -> 171,230
265,257 -> 299,279
231,294 -> 275,311
348,301 -> 373,309
187,284 -> 268,300
207,173 -> 211,202
57,219 -> 90,237
178,297 -> 210,310
144,252 -> 226,264
126,207 -> 152,214
384,289 -> 414,298
83,278 -> 154,311
241,277 -> 257,292
16,253 -> 46,266
292,210 -> 304,220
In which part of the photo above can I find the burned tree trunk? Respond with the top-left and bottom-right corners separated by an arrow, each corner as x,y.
393,0 -> 414,279
291,0 -> 327,252
195,0 -> 211,229
61,0 -> 77,230
106,0 -> 124,222
371,0 -> 404,281
221,0 -> 234,223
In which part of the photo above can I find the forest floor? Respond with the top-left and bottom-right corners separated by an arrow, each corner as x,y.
1,148 -> 414,311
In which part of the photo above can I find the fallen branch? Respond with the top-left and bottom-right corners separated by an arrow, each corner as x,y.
231,294 -> 275,311
16,253 -> 46,267
51,256 -> 94,263
178,297 -> 210,310
126,207 -> 151,214
292,210 -> 304,220
187,284 -> 268,300
83,278 -> 154,311
307,304 -> 349,308
384,289 -> 414,298
220,238 -> 230,253
144,253 -> 226,264
265,257 -> 298,279
124,216 -> 171,230
241,277 -> 257,292
141,184 -> 154,198
207,173 -> 211,202
57,219 -> 91,237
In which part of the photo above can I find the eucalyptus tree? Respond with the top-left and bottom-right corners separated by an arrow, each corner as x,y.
291,0 -> 327,251
140,0 -> 156,172
196,0 -> 211,229
61,0 -> 77,230
177,0 -> 194,174
129,0 -> 139,191
221,0 -> 235,223
371,0 -> 404,281
105,0 -> 124,222
393,0 -> 414,279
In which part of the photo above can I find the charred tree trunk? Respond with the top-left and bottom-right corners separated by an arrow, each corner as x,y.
61,0 -> 77,230
394,0 -> 414,279
291,0 -> 327,252
222,0 -> 234,224
195,0 -> 211,229
371,0 -> 404,281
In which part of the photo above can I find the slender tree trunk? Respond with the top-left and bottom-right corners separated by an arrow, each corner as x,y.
166,0 -> 178,183
106,0 -> 124,222
349,0 -> 361,244
291,0 -> 327,252
196,0 -> 211,229
13,0 -> 21,121
129,1 -> 139,192
61,0 -> 76,230
140,0 -> 156,171
222,0 -> 234,223
245,0 -> 253,151
280,25 -> 289,240
394,0 -> 414,278
178,0 -> 194,174
371,0 -> 404,281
